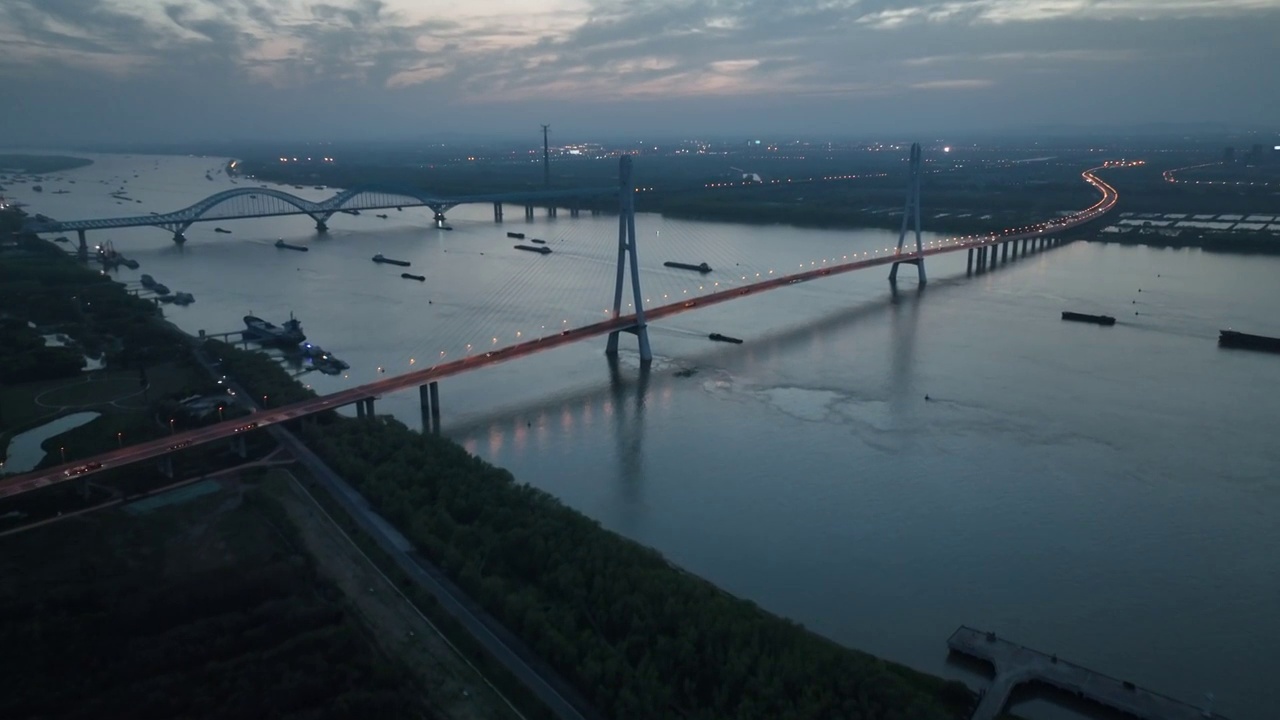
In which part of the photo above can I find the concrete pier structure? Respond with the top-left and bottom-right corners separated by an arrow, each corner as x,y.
419,381 -> 441,434
525,205 -> 534,219
493,202 -> 503,221
948,626 -> 1228,720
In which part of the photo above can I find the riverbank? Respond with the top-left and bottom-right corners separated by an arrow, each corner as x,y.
205,337 -> 975,719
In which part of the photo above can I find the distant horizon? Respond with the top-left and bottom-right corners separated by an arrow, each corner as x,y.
3,120 -> 1277,158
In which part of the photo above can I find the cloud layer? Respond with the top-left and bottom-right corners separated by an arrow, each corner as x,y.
1,0 -> 1277,142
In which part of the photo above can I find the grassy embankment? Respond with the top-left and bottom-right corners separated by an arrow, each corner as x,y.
0,474 -> 433,719
210,336 -> 978,720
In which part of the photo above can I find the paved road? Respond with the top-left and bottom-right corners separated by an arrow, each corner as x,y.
274,425 -> 600,720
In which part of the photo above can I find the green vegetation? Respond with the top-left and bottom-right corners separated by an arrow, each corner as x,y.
204,340 -> 972,719
300,418 -> 965,719
0,481 -> 430,719
0,153 -> 93,174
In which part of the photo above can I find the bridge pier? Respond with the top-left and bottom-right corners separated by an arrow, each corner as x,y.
570,207 -> 579,217
355,397 -> 375,419
230,434 -> 247,459
889,143 -> 926,285
419,381 -> 441,434
547,206 -> 557,217
525,205 -> 535,219
493,202 -> 503,222
157,456 -> 174,479
172,231 -> 186,245
76,229 -> 88,262
967,248 -> 974,274
1001,242 -> 1009,262
989,245 -> 999,269
315,219 -> 328,232
433,211 -> 447,228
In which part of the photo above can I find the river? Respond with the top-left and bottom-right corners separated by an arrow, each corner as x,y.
4,152 -> 1277,719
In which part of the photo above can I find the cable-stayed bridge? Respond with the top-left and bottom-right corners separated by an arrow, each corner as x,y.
2,148 -> 1123,499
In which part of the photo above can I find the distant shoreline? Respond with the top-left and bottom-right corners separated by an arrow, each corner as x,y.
0,154 -> 94,174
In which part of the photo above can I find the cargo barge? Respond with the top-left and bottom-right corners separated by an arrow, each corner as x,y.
665,261 -> 713,274
1219,329 -> 1280,353
709,333 -> 743,344
507,232 -> 525,239
1061,311 -> 1115,326
515,245 -> 552,255
275,239 -> 308,251
401,273 -> 426,281
373,253 -> 410,266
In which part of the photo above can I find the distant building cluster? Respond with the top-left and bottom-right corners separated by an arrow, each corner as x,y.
1222,144 -> 1278,166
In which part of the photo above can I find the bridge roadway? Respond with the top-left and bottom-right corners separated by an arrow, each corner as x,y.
0,167 -> 1117,500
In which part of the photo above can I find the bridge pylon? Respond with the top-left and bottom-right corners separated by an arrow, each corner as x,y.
889,142 -> 926,285
605,155 -> 652,363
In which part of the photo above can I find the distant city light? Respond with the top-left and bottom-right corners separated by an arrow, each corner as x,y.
943,146 -> 952,153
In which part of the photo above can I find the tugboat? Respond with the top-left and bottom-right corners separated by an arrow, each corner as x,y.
514,245 -> 552,255
275,239 -> 309,252
214,227 -> 232,234
243,313 -> 306,346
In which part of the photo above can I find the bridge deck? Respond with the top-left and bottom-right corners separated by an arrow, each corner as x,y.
948,626 -> 1227,720
0,168 -> 1118,499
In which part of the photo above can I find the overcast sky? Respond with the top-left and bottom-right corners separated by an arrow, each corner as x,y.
1,0 -> 1277,145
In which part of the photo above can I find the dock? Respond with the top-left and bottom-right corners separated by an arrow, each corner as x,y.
947,626 -> 1228,720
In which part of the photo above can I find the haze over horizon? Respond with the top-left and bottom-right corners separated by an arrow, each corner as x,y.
2,0 -> 1278,146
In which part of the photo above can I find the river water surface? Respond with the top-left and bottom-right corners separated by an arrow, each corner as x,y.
4,152 -> 1277,719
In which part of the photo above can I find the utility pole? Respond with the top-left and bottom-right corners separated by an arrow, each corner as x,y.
541,124 -> 551,187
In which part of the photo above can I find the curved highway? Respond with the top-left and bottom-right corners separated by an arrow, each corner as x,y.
0,166 -> 1120,500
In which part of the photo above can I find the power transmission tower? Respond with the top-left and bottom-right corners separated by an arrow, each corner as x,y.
541,124 -> 551,187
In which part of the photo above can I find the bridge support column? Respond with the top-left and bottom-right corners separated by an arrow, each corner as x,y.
966,248 -> 974,274
570,207 -> 579,217
525,205 -> 535,219
433,211 -> 447,228
76,230 -> 88,262
889,143 -> 926,285
231,434 -> 247,459
493,203 -> 503,222
315,219 -> 328,232
547,206 -> 557,217
419,382 -> 441,434
172,231 -> 186,245
605,155 -> 652,364
1001,242 -> 1009,262
356,399 -> 366,419
990,245 -> 999,269
157,456 -> 174,479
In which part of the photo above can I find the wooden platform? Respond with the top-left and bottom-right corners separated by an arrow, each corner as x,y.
947,626 -> 1228,720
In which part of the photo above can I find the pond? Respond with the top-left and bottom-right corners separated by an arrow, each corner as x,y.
1,412 -> 101,473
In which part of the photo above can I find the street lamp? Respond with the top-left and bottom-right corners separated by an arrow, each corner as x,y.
217,405 -> 224,422
262,395 -> 268,407
60,446 -> 67,463
169,418 -> 175,434
116,432 -> 123,448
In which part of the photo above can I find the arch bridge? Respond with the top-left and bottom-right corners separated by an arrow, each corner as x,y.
23,184 -> 614,245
